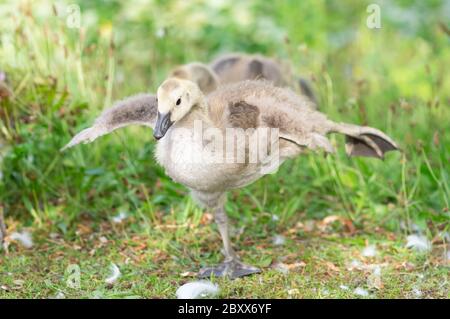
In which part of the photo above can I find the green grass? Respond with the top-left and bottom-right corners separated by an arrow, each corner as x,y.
0,0 -> 449,298
1,214 -> 449,298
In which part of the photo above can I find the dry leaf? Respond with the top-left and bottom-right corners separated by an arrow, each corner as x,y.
199,213 -> 213,225
325,262 -> 340,272
181,271 -> 197,277
286,261 -> 306,270
76,223 -> 92,236
318,215 -> 355,234
322,215 -> 340,225
303,220 -> 315,232
433,131 -> 439,146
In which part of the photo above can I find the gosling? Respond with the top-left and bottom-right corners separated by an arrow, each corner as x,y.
64,78 -> 398,278
210,53 -> 317,105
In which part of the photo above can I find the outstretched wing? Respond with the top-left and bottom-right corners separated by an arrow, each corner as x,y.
331,123 -> 399,159
61,93 -> 157,151
211,81 -> 354,157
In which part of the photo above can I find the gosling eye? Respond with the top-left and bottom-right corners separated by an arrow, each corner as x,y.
176,98 -> 181,106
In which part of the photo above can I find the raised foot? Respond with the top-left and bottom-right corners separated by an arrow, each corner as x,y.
198,259 -> 261,279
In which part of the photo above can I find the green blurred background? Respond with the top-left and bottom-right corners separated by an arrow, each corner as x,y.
0,0 -> 449,240
0,0 -> 449,299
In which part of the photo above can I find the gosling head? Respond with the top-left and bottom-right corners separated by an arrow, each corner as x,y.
154,78 -> 203,140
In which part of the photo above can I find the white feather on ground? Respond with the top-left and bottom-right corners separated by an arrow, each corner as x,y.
412,287 -> 422,298
287,288 -> 299,296
348,259 -> 362,270
272,234 -> 286,246
52,291 -> 66,299
10,231 -> 33,248
176,281 -> 219,299
361,245 -> 377,257
405,234 -> 431,252
367,266 -> 382,289
105,263 -> 121,285
353,287 -> 369,297
111,211 -> 127,223
347,260 -> 388,272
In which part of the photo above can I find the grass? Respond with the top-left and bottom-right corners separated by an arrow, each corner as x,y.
0,0 -> 449,298
1,214 -> 449,298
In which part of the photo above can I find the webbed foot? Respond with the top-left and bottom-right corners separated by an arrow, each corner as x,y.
198,259 -> 260,279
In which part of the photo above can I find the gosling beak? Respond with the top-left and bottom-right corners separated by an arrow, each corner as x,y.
153,112 -> 174,140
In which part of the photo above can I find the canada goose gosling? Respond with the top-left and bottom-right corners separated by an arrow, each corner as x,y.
154,78 -> 262,277
65,76 -> 398,279
152,77 -> 398,278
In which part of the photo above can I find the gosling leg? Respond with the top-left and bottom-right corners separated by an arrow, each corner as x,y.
198,206 -> 260,279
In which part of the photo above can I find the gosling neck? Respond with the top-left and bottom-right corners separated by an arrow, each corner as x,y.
180,94 -> 210,127
195,92 -> 208,111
